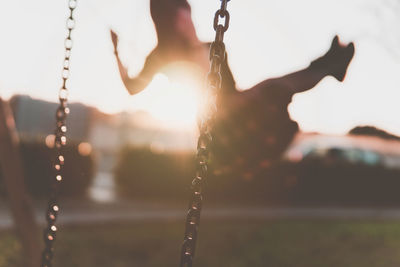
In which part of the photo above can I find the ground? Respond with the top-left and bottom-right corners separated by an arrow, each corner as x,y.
2,219 -> 400,267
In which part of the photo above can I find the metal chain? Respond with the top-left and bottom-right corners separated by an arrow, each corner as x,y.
41,1 -> 77,266
179,1 -> 231,266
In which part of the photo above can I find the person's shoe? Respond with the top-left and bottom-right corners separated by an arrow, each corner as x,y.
310,35 -> 355,82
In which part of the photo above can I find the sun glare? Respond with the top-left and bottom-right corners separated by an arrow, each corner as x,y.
128,64 -> 203,131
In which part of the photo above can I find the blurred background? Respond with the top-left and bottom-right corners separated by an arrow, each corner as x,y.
1,0 -> 400,266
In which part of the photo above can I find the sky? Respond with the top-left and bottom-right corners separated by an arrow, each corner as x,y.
0,0 -> 399,134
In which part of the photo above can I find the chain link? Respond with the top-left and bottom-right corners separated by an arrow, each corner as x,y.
179,1 -> 231,266
41,1 -> 76,266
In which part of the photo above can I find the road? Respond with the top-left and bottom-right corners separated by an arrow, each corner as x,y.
2,200 -> 400,229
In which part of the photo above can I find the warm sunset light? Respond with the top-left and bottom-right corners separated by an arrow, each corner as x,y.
3,1 -> 400,267
127,65 -> 202,130
45,134 -> 55,148
1,0 -> 399,135
78,142 -> 92,156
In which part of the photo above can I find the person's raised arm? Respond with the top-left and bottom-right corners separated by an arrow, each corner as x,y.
110,30 -> 150,95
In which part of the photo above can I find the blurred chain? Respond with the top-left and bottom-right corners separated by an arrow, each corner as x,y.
40,1 -> 76,266
179,1 -> 231,267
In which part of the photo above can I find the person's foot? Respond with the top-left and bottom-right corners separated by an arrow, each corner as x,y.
311,35 -> 355,82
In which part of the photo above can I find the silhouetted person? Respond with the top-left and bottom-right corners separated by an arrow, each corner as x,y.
111,0 -> 355,177
111,0 -> 209,95
213,36 -> 354,177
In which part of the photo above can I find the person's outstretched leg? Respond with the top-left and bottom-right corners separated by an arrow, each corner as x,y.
213,36 -> 355,179
250,36 -> 355,96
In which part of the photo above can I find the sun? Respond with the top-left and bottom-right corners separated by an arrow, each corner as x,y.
128,63 -> 204,131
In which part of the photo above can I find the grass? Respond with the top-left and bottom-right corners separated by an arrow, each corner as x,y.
2,220 -> 400,267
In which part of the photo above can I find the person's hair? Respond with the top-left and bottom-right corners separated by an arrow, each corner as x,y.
150,0 -> 191,27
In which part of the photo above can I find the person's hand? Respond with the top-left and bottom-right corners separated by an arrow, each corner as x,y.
110,30 -> 119,55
